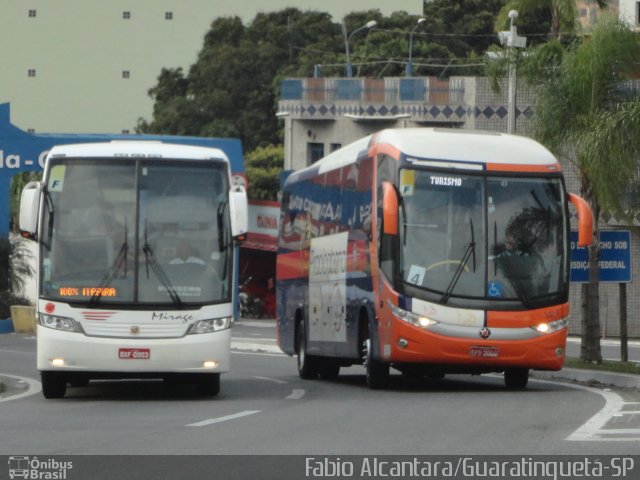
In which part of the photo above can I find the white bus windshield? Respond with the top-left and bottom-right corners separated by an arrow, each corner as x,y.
41,159 -> 231,306
399,169 -> 567,305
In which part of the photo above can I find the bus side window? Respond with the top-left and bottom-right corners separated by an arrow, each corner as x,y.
376,155 -> 397,280
377,185 -> 396,280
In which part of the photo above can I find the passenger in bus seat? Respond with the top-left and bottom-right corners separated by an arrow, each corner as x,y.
169,241 -> 206,266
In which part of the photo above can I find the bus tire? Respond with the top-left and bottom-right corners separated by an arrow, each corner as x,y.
67,375 -> 90,388
296,321 -> 319,379
41,372 -> 67,399
318,361 -> 340,380
196,373 -> 221,396
504,368 -> 529,389
364,338 -> 389,389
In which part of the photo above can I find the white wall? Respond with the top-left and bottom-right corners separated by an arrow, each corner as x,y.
0,0 -> 422,135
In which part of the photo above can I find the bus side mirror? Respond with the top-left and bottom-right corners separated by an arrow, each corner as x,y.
568,193 -> 593,247
229,185 -> 248,240
19,181 -> 42,241
382,181 -> 399,236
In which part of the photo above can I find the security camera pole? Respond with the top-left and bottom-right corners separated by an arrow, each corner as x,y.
499,10 -> 527,134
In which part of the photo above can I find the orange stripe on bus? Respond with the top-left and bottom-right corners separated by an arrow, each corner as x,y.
485,163 -> 562,173
369,142 -> 402,160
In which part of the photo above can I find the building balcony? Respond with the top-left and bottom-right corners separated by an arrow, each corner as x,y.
277,76 -> 537,126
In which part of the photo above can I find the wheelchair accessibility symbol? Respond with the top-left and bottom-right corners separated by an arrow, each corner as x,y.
488,282 -> 504,298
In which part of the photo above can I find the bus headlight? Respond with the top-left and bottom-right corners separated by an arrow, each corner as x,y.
39,314 -> 82,333
390,303 -> 438,329
533,318 -> 568,334
189,317 -> 231,334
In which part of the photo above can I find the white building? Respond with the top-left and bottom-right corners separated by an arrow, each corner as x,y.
0,0 -> 422,135
619,0 -> 639,28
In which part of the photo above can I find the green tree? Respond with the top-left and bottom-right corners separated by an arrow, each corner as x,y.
139,5 -> 528,151
530,15 -> 640,362
244,145 -> 284,201
0,236 -> 34,317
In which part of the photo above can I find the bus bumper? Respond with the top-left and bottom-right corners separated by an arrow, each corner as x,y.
387,322 -> 567,372
36,325 -> 231,374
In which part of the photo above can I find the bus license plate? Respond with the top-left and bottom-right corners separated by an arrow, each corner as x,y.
118,348 -> 150,360
469,346 -> 499,358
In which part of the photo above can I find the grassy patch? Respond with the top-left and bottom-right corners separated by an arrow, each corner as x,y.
565,357 -> 640,375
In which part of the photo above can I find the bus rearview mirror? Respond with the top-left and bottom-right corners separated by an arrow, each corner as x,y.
382,182 -> 398,236
567,193 -> 593,248
229,185 -> 248,239
19,181 -> 41,240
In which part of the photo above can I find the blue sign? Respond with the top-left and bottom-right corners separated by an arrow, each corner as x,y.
570,230 -> 631,283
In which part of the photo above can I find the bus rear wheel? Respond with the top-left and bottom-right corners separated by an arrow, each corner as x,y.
296,321 -> 319,379
504,368 -> 529,389
41,372 -> 67,399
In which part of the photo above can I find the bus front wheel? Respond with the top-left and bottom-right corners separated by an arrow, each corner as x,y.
504,368 -> 529,389
196,373 -> 221,396
363,338 -> 389,389
41,372 -> 67,399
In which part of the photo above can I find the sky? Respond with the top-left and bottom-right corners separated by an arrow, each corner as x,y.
212,0 -> 424,23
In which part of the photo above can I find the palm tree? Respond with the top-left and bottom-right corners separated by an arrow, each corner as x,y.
0,236 -> 34,318
532,14 -> 640,362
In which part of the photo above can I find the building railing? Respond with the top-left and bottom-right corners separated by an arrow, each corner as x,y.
280,77 -> 465,104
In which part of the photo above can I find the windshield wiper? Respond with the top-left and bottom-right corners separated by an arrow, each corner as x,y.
439,218 -> 476,305
89,220 -> 129,307
142,220 -> 183,309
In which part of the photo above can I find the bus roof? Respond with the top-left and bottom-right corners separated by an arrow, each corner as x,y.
46,140 -> 230,162
286,128 -> 559,186
374,128 -> 558,167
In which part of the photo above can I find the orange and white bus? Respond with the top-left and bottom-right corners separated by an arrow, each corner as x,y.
276,128 -> 592,389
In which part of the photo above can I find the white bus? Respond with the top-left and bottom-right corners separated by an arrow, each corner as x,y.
19,141 -> 248,398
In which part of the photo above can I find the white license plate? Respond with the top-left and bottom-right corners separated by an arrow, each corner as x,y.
469,346 -> 499,358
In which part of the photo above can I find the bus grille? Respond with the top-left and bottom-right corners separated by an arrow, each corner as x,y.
81,322 -> 188,338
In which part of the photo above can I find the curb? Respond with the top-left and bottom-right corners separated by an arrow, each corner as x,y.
533,368 -> 640,390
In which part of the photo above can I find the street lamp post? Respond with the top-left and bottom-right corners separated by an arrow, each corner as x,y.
498,10 -> 526,134
343,20 -> 377,77
406,18 -> 425,77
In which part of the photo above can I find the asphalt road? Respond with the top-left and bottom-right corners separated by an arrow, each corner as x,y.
1,324 -> 639,460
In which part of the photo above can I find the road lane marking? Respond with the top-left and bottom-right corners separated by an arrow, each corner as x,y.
230,341 -> 282,354
253,375 -> 288,385
235,321 -> 276,328
0,349 -> 34,355
286,389 -> 305,400
231,350 -> 285,357
548,382 -> 640,442
0,373 -> 41,402
186,410 -> 261,427
530,378 -> 640,442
